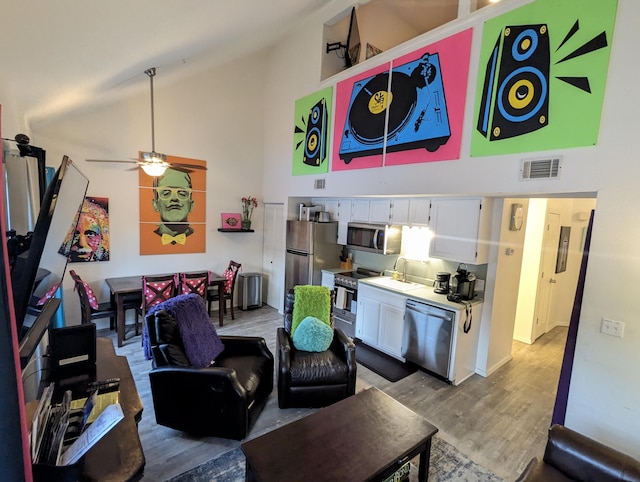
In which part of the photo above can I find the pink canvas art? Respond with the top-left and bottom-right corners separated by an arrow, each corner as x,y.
221,213 -> 242,230
384,29 -> 473,166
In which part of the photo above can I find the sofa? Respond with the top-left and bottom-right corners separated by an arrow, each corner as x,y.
516,424 -> 640,482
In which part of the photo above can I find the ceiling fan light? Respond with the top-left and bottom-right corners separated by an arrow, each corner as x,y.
141,162 -> 168,177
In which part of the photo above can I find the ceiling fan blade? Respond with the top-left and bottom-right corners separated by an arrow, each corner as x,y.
86,159 -> 139,164
169,162 -> 208,171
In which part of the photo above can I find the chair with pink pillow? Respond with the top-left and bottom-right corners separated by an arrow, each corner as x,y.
69,269 -> 140,337
207,261 -> 241,320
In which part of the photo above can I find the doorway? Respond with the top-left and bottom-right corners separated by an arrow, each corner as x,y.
262,203 -> 285,312
513,197 -> 595,345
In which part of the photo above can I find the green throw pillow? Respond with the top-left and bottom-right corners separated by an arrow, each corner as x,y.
292,316 -> 334,352
291,285 -> 331,336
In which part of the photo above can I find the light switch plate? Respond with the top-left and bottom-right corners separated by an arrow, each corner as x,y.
601,318 -> 624,338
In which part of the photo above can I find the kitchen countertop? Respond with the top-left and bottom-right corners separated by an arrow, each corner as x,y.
359,276 -> 483,311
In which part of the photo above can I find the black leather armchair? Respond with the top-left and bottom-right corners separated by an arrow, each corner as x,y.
516,424 -> 640,482
146,308 -> 274,440
277,289 -> 356,409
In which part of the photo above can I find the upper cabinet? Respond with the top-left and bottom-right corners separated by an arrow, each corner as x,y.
408,198 -> 431,226
369,199 -> 391,224
429,198 -> 493,264
390,199 -> 410,225
350,199 -> 371,223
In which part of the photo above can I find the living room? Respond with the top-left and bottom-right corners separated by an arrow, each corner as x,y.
1,0 -> 639,479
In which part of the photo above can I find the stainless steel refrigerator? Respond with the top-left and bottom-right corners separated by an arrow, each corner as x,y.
285,220 -> 341,293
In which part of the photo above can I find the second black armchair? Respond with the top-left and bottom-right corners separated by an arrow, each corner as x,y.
277,288 -> 356,409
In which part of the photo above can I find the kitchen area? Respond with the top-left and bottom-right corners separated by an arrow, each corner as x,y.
284,197 -> 492,386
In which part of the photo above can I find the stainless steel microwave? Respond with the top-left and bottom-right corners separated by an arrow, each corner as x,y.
346,223 -> 402,255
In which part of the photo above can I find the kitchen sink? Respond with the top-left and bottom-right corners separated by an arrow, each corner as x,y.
366,277 -> 424,292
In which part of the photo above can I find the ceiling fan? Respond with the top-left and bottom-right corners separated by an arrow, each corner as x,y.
86,67 -> 207,176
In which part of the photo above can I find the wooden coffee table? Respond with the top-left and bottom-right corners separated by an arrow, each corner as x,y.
241,387 -> 438,481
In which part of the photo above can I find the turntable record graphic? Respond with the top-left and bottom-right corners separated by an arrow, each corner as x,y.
346,73 -> 391,146
339,52 -> 451,164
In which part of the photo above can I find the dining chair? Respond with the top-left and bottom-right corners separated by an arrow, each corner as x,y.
179,271 -> 210,301
207,261 -> 241,320
141,274 -> 179,317
69,269 -> 140,335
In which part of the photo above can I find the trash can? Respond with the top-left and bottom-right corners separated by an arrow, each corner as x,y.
238,272 -> 262,310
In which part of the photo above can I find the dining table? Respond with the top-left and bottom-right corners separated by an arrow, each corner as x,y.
105,272 -> 226,347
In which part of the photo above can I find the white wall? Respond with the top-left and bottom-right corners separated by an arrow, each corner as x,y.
29,52 -> 267,326
261,0 -> 640,456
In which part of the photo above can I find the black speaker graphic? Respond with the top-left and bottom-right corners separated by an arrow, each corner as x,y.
303,98 -> 328,166
477,24 -> 550,141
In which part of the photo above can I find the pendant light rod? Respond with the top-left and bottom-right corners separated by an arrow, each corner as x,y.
145,67 -> 157,153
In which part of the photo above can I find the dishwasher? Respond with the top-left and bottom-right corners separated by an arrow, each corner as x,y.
402,299 -> 455,379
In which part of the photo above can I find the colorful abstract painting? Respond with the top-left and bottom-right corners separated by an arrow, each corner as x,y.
59,196 -> 110,262
139,156 -> 206,255
292,86 -> 333,175
471,0 -> 618,156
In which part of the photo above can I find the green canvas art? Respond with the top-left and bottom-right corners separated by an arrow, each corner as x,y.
292,86 -> 333,175
471,0 -> 618,156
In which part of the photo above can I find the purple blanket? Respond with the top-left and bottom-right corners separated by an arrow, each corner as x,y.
143,293 -> 224,367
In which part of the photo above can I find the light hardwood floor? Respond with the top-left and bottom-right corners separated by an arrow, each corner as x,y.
107,305 -> 568,481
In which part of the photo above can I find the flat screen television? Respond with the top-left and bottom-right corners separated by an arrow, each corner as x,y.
10,156 -> 89,369
345,7 -> 361,68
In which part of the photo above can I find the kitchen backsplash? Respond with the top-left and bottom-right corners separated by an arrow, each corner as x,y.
346,247 -> 487,291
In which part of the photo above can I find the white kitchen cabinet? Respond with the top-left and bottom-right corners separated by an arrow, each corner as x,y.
337,199 -> 352,221
350,199 -> 370,222
390,198 -> 410,225
356,283 -> 406,360
409,198 -> 431,226
429,197 -> 492,264
369,199 -> 391,224
322,199 -> 339,221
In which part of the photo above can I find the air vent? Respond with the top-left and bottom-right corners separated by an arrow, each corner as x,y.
520,157 -> 561,180
314,178 -> 326,190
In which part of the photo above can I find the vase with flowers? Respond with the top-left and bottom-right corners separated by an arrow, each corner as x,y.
241,195 -> 258,230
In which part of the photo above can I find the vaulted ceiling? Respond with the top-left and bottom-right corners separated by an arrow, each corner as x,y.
2,1 -> 333,126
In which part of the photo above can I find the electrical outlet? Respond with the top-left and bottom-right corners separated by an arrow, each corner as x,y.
601,318 -> 625,338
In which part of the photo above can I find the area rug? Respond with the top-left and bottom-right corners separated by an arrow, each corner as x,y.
165,436 -> 506,482
355,339 -> 417,382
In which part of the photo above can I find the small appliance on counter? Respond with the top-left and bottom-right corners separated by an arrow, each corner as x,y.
452,263 -> 476,300
433,272 -> 451,294
298,204 -> 322,221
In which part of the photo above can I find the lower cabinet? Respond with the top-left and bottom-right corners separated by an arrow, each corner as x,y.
356,284 -> 406,361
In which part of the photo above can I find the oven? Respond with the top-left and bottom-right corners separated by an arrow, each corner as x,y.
333,267 -> 382,338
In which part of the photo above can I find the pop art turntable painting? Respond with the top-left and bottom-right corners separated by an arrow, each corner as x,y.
332,29 -> 472,169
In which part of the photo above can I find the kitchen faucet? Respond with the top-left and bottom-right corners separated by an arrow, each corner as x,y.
394,257 -> 408,282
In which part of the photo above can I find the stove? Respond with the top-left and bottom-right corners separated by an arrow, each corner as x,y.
333,267 -> 382,338
334,267 -> 383,289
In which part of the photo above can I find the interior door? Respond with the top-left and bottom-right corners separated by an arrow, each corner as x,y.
534,211 -> 560,340
262,203 -> 285,312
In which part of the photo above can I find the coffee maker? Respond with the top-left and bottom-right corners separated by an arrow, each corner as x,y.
433,272 -> 451,294
453,263 -> 476,300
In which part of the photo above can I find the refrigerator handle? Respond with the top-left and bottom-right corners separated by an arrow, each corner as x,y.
286,249 -> 309,256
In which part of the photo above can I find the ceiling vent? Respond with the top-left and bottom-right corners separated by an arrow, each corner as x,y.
520,157 -> 561,180
314,178 -> 326,190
